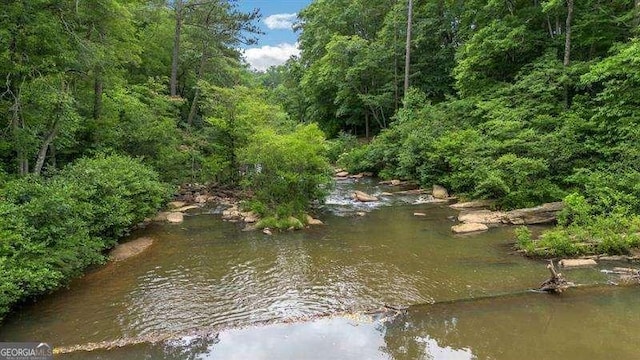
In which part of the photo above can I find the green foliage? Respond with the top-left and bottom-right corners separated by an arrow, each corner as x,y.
326,132 -> 359,164
57,154 -> 171,239
515,226 -> 535,253
336,145 -> 378,175
0,154 -> 170,322
255,216 -> 306,231
517,213 -> 640,257
240,124 -> 332,220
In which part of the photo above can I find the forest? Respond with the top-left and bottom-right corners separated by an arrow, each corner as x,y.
265,0 -> 640,257
1,0 -> 640,322
0,0 -> 329,321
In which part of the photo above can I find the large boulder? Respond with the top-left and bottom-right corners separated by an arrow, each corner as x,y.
335,171 -> 349,177
458,210 -> 506,225
432,185 -> 449,199
452,223 -> 489,234
110,237 -> 154,261
166,212 -> 184,224
222,205 -> 242,221
504,202 -> 563,225
457,202 -> 563,226
352,190 -> 379,202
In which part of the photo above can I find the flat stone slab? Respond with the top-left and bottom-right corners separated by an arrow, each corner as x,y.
452,223 -> 489,234
110,237 -> 154,261
172,205 -> 199,212
168,201 -> 187,209
450,200 -> 494,209
505,202 -> 564,225
457,202 -> 563,225
559,259 -> 598,268
458,210 -> 506,225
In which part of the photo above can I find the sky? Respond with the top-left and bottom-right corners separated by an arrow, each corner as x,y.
236,0 -> 312,71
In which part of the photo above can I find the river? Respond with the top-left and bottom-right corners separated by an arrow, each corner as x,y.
1,179 -> 637,359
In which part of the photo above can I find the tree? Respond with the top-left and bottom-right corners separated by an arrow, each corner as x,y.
404,0 -> 413,94
167,0 -> 260,125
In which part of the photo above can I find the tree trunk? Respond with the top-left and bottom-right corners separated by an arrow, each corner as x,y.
393,0 -> 399,110
171,0 -> 183,97
49,143 -> 57,170
365,111 -> 370,140
404,0 -> 413,95
563,0 -> 574,67
563,0 -> 574,108
9,83 -> 28,176
635,0 -> 640,28
187,48 -> 209,126
93,74 -> 103,120
33,127 -> 58,175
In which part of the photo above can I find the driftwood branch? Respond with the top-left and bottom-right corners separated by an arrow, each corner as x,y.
539,260 -> 571,293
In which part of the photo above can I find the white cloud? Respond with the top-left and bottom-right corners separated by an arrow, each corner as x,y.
264,13 -> 297,30
243,43 -> 300,72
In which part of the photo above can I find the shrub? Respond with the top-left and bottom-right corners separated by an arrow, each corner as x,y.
60,154 -> 171,239
0,154 -> 170,322
326,132 -> 359,164
240,124 -> 332,223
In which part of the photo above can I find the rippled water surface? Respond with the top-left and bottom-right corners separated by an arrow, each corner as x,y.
0,179 -> 629,359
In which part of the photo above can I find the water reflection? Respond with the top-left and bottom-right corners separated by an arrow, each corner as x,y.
58,286 -> 640,360
381,286 -> 640,360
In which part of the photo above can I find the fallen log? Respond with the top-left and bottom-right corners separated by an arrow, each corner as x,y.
539,260 -> 572,293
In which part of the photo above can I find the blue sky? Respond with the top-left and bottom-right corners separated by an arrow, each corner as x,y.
237,0 -> 312,71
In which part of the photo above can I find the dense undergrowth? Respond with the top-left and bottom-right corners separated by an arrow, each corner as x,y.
0,155 -> 170,320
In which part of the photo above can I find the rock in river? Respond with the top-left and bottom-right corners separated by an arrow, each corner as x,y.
166,212 -> 184,224
452,223 -> 489,234
450,200 -> 494,210
504,202 -> 563,225
352,190 -> 378,202
110,237 -> 154,261
458,210 -> 506,225
306,215 -> 324,225
432,185 -> 449,199
559,259 -> 598,268
457,202 -> 564,226
168,201 -> 187,209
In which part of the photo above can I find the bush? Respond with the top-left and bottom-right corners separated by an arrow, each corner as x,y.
0,154 -> 170,322
326,132 -> 359,164
240,124 -> 332,224
516,212 -> 640,257
60,154 -> 171,240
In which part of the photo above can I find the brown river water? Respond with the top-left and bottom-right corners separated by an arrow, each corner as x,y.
1,179 -> 637,359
